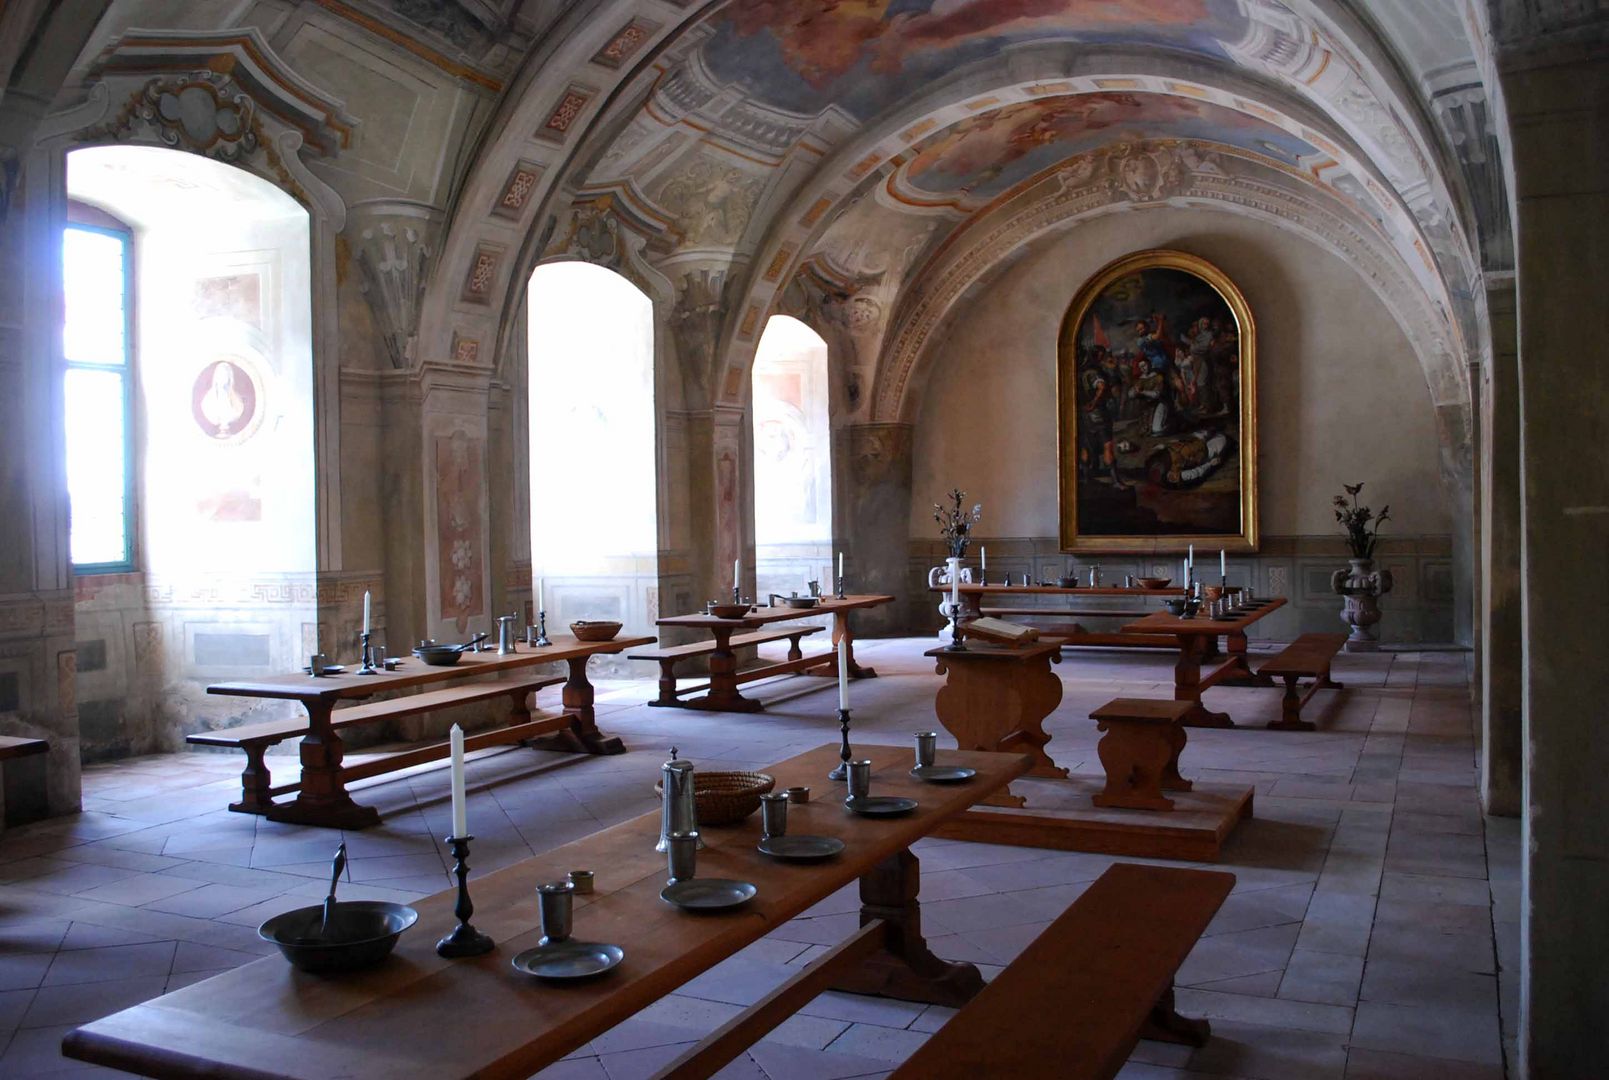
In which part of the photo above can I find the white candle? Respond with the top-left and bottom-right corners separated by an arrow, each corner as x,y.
838,551 -> 844,578
537,577 -> 544,613
981,546 -> 987,572
449,724 -> 467,838
837,637 -> 849,710
1220,549 -> 1227,577
1187,544 -> 1194,570
362,590 -> 371,635
734,558 -> 741,590
949,566 -> 960,625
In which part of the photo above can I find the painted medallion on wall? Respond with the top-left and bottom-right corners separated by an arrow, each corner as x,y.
1058,250 -> 1257,553
190,357 -> 262,444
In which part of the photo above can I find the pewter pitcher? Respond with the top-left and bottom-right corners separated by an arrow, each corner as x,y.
657,750 -> 704,852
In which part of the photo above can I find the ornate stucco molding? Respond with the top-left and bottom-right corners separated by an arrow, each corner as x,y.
872,140 -> 1467,429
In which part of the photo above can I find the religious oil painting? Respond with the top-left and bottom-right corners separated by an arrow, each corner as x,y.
1058,250 -> 1258,553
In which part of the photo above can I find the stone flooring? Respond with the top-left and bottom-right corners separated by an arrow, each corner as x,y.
0,638 -> 1515,1079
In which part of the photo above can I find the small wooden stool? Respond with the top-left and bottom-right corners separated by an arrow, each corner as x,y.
1090,699 -> 1194,812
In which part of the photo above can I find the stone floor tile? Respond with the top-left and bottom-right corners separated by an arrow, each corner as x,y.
799,991 -> 926,1029
21,975 -> 171,1028
825,1022 -> 930,1062
1174,987 -> 1354,1035
761,1012 -> 852,1050
1178,924 -> 1299,986
1277,948 -> 1363,1006
747,1041 -> 895,1080
0,951 -> 54,992
1134,1019 -> 1349,1079
42,941 -> 176,987
1350,1001 -> 1503,1065
69,872 -> 203,907
533,1056 -> 611,1079
1343,1046 -> 1504,1079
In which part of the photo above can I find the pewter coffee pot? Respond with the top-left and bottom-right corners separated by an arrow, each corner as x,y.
657,748 -> 704,853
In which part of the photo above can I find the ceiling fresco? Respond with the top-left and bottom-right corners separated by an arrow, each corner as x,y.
890,91 -> 1320,205
703,0 -> 1251,118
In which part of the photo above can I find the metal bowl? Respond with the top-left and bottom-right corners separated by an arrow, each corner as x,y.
1163,598 -> 1190,616
570,620 -> 623,642
1057,577 -> 1079,589
414,645 -> 463,666
777,595 -> 821,609
259,900 -> 418,974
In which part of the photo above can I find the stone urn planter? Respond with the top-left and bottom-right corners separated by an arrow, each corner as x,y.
1331,558 -> 1393,651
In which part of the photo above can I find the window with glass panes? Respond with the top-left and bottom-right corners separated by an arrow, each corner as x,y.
63,222 -> 134,571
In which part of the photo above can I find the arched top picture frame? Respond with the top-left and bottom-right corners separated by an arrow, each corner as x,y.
1057,249 -> 1258,554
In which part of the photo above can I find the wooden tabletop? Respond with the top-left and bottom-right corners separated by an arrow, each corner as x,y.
929,584 -> 1186,596
64,743 -> 1032,1080
207,633 -> 656,702
923,642 -> 1064,663
658,594 -> 896,629
1121,597 -> 1288,635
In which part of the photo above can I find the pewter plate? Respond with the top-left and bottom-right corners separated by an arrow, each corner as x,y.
910,765 -> 977,784
300,665 -> 347,676
757,834 -> 845,861
511,940 -> 624,980
845,796 -> 918,817
660,878 -> 758,911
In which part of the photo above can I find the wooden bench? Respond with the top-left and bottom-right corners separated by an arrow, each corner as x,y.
630,626 -> 824,707
1257,632 -> 1347,731
888,863 -> 1235,1080
0,736 -> 49,826
1090,698 -> 1194,811
188,673 -> 566,815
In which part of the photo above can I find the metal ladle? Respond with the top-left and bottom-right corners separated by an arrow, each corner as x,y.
321,842 -> 348,938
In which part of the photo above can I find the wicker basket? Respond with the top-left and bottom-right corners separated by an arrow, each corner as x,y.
654,770 -> 775,826
570,620 -> 623,642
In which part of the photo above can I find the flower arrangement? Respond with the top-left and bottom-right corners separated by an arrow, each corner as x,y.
1333,483 -> 1389,560
934,489 -> 983,559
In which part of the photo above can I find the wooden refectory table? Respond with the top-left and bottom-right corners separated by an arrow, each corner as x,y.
1122,598 -> 1289,727
932,583 -> 1186,648
63,743 -> 1033,1080
654,593 -> 894,712
205,633 -> 653,829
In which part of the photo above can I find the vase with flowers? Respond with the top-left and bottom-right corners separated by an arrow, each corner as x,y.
926,490 -> 984,639
1330,483 -> 1393,651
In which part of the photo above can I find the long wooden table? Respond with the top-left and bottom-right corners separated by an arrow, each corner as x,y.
63,743 -> 1032,1080
206,633 -> 653,829
935,584 -> 1187,649
654,594 -> 894,712
1122,599 -> 1288,727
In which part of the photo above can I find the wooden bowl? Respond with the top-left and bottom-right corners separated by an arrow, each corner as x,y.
707,603 -> 752,620
655,770 -> 775,826
570,620 -> 622,642
1135,576 -> 1172,590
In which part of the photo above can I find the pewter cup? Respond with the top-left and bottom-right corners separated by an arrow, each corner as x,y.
371,645 -> 386,670
759,793 -> 789,838
914,732 -> 938,768
567,870 -> 594,895
846,759 -> 873,802
537,880 -> 574,945
308,653 -> 328,677
666,831 -> 699,884
785,786 -> 810,804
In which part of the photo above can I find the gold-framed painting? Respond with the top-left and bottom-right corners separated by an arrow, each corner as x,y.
1057,249 -> 1258,553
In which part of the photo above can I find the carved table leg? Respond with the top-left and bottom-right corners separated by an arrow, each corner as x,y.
806,612 -> 878,679
265,702 -> 381,829
1161,723 -> 1193,792
1215,629 -> 1275,687
530,656 -> 626,753
682,628 -> 765,713
228,742 -> 276,815
1092,719 -> 1175,811
833,848 -> 985,1008
1174,633 -> 1234,728
649,659 -> 682,707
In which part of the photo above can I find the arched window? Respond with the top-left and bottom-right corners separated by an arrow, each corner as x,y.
65,145 -> 315,758
63,208 -> 135,570
527,262 -> 658,634
751,315 -> 833,598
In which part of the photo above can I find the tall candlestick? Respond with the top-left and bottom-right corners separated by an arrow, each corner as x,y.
449,724 -> 467,838
362,590 -> 371,635
837,636 -> 849,710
